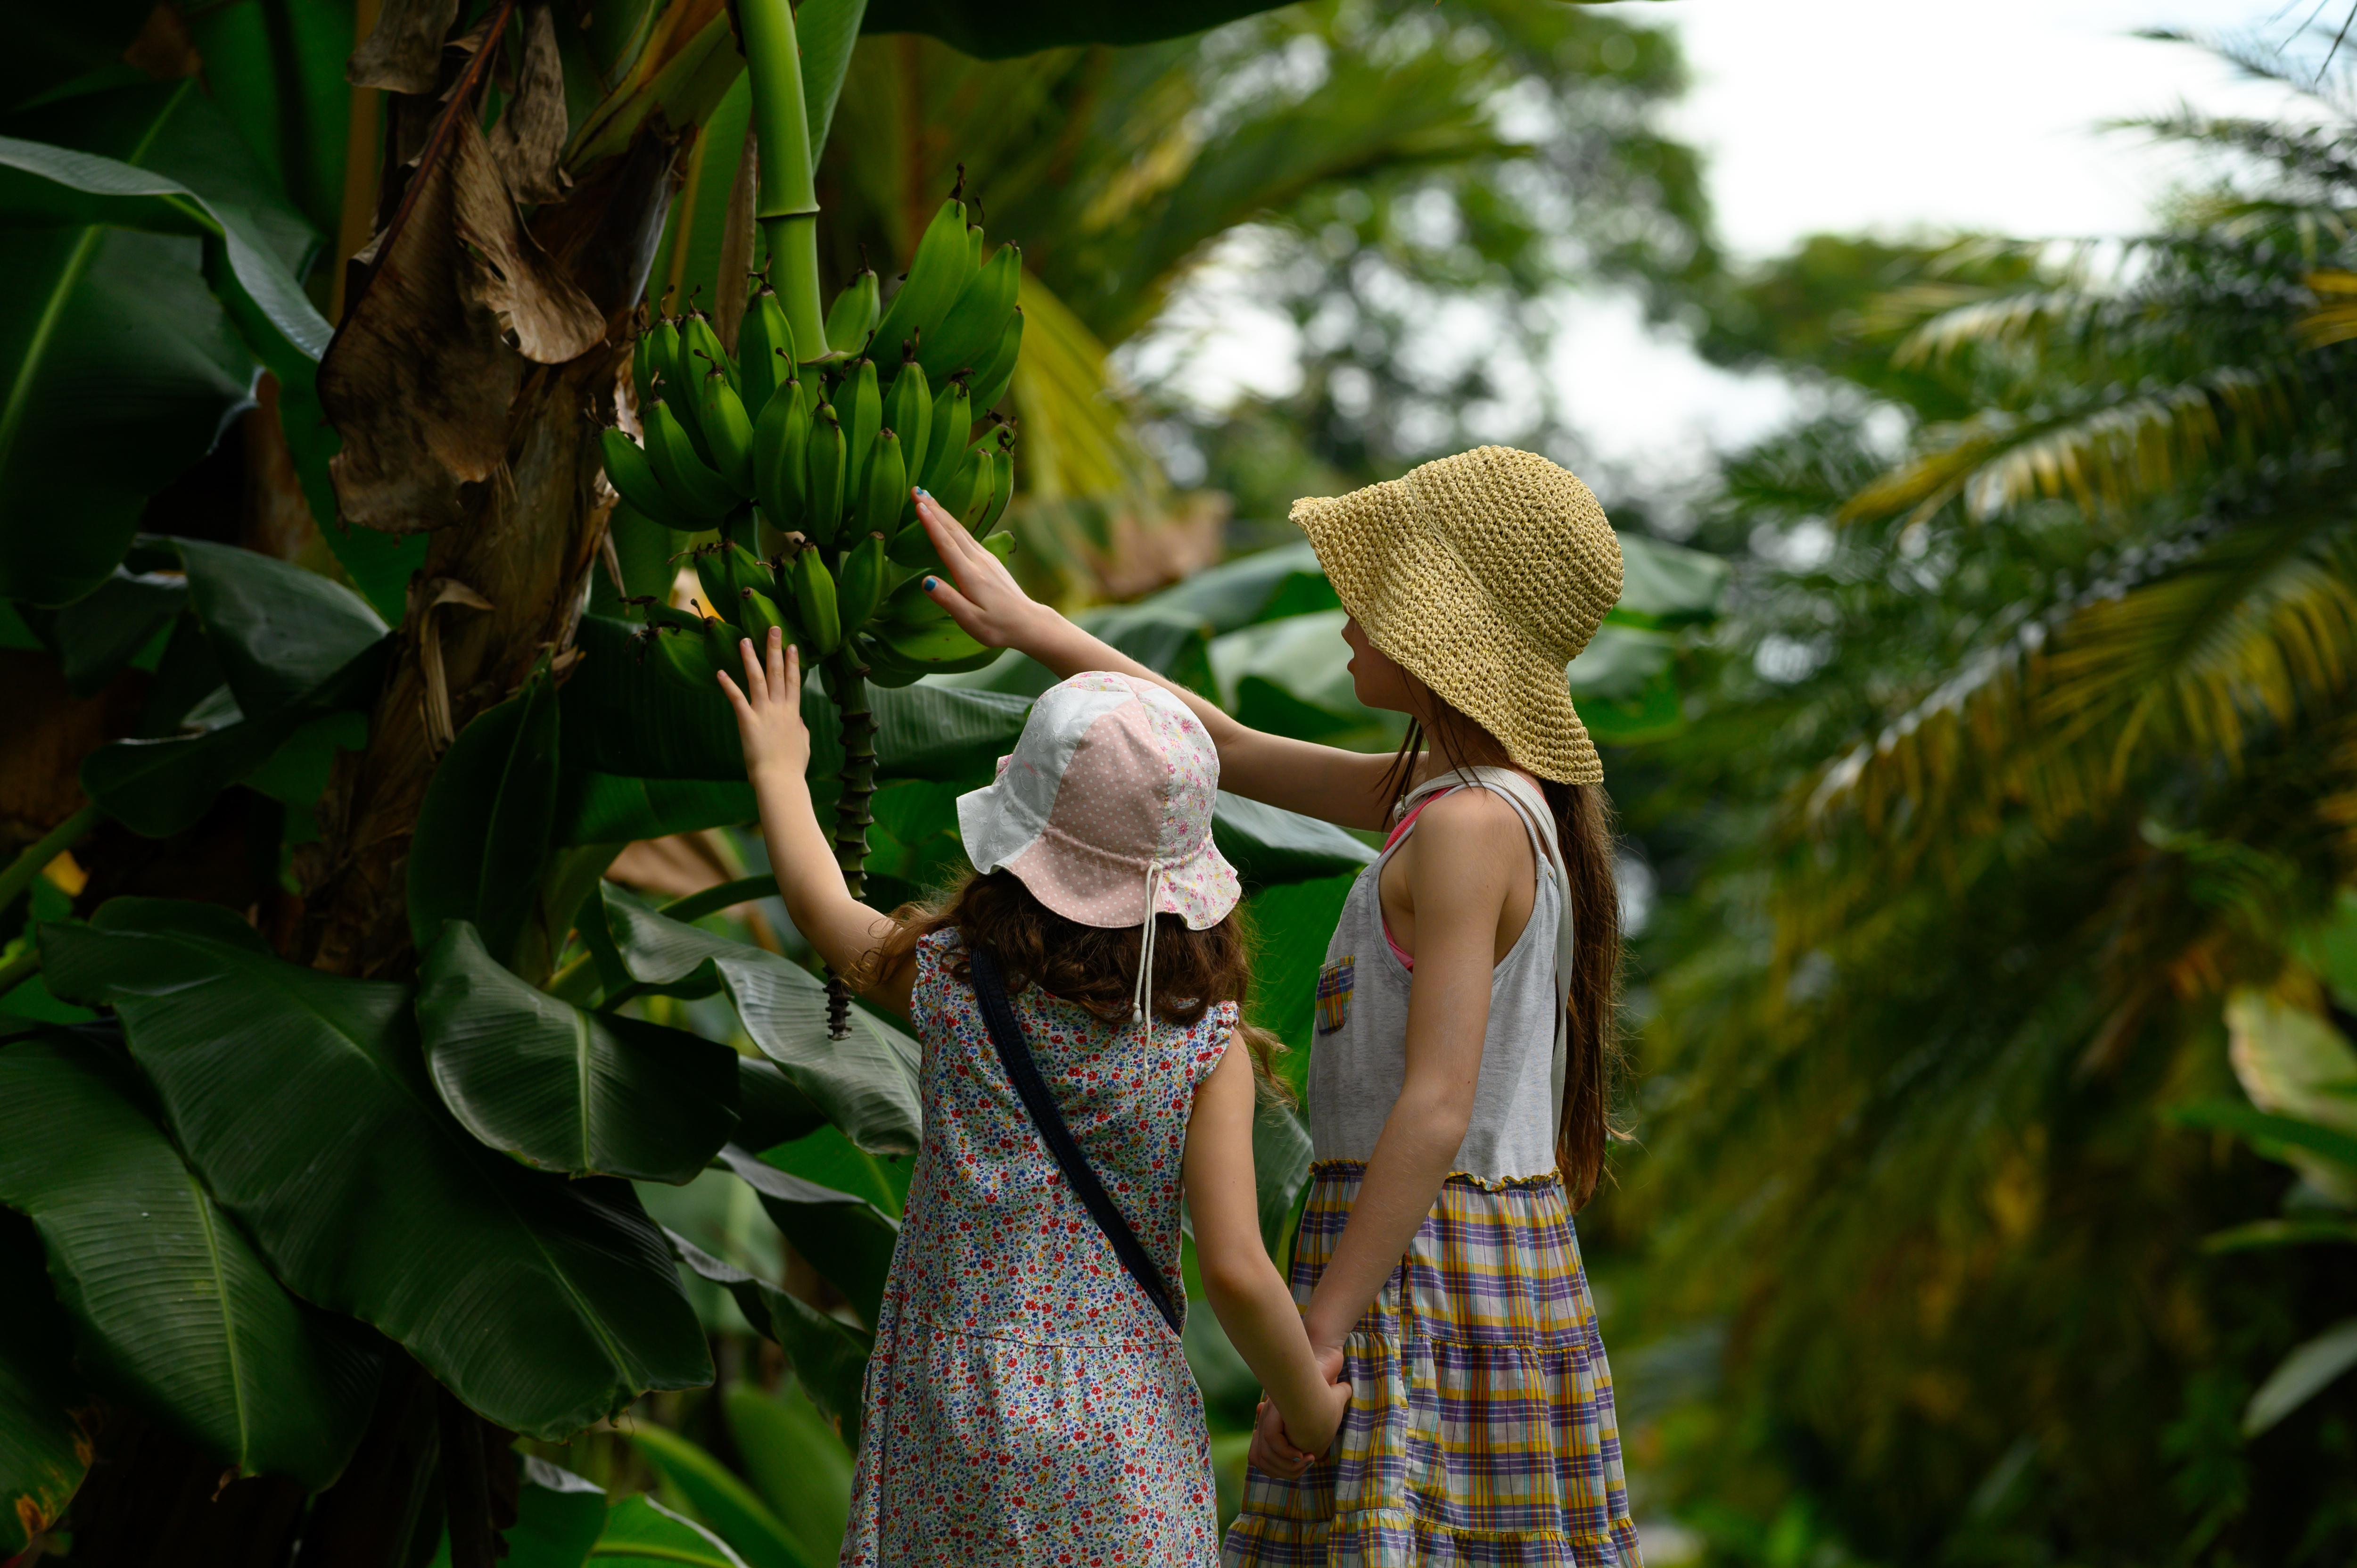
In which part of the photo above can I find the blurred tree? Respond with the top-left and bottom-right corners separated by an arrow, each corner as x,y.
815,0 -> 1713,575
1607,44 -> 2357,1566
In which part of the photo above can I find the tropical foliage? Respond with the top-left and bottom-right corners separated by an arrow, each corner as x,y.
1600,50 -> 2357,1564
0,1 -> 1727,1562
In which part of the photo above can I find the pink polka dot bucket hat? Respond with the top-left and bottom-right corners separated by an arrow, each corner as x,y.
956,672 -> 1242,1016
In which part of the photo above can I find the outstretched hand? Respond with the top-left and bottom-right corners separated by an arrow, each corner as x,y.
715,625 -> 808,785
911,488 -> 1052,651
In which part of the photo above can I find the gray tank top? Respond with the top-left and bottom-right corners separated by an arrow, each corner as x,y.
1304,768 -> 1571,1182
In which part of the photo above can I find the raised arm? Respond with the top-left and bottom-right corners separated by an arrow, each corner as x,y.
912,493 -> 1399,831
717,627 -> 917,1014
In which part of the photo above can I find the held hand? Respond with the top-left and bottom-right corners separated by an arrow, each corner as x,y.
1278,1375 -> 1353,1460
715,626 -> 809,785
911,488 -> 1050,652
1247,1396 -> 1311,1480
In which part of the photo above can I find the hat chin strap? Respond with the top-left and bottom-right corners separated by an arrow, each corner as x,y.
1130,860 -> 1165,1031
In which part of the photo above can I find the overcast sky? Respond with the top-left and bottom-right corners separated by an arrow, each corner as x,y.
1142,0 -> 2337,495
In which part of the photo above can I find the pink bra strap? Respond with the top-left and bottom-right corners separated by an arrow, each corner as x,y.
1378,786 -> 1459,969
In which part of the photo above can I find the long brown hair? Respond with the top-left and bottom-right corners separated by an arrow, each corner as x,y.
872,869 -> 1292,1101
1381,701 -> 1625,1209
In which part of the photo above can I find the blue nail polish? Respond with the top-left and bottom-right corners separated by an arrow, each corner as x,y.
923,577 -> 937,591
914,487 -> 932,500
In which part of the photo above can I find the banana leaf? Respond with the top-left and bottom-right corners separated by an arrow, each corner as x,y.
41,900 -> 713,1439
1239,872 -> 1357,1095
1612,532 -> 1732,630
506,1457 -> 610,1568
1211,791 -> 1373,892
737,1057 -> 831,1150
0,83 -> 286,605
1251,1103 -> 1313,1266
13,562 -> 186,696
176,538 -> 387,716
0,1214 -> 90,1554
665,1229 -> 872,1445
589,884 -> 923,1155
554,773 -> 758,846
936,602 -> 1213,699
0,1030 -> 379,1488
184,0 -> 354,244
416,921 -> 741,1184
1137,540 -> 1334,633
2244,1317 -> 2357,1436
722,1380 -> 856,1562
627,1424 -> 815,1568
594,1493 -> 754,1568
79,632 -> 388,839
717,1145 -> 901,1327
409,676 -> 563,965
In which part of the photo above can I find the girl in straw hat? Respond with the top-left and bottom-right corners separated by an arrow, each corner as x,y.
719,632 -> 1351,1566
910,445 -> 1641,1568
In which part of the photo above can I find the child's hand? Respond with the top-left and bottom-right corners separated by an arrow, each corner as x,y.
716,625 -> 808,785
911,488 -> 1052,651
1247,1396 -> 1310,1479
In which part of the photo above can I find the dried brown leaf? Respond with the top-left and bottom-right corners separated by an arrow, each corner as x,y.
321,105 -> 604,533
487,0 -> 569,205
348,0 -> 465,93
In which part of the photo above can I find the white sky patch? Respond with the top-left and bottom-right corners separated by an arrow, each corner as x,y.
1138,1 -> 2333,482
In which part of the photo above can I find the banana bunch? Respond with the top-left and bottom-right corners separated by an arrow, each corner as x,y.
602,185 -> 1028,686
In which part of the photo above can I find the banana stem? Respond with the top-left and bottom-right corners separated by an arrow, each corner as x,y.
737,0 -> 830,366
826,653 -> 876,1039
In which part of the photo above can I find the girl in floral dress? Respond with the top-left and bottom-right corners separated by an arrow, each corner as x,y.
720,634 -> 1352,1567
911,448 -> 1644,1568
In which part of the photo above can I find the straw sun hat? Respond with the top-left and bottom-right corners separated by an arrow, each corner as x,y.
1290,445 -> 1623,786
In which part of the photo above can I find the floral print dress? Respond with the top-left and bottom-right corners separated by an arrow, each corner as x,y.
841,930 -> 1235,1567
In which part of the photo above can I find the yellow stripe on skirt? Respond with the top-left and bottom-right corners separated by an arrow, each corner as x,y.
1222,1162 -> 1642,1568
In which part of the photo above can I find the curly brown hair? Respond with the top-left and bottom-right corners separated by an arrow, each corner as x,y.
871,869 -> 1291,1103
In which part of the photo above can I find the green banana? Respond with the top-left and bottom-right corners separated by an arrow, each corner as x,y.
804,404 -> 847,549
737,585 -> 797,654
951,445 -> 993,532
855,426 -> 907,543
681,312 -> 740,397
883,359 -> 931,496
860,628 -> 1001,680
826,264 -> 880,355
643,402 -> 739,521
693,359 -> 757,493
876,612 -> 987,664
890,515 -> 1016,574
789,544 -> 842,655
842,359 -> 882,494
647,316 -> 687,404
739,289 -> 795,416
920,243 -> 1022,381
642,623 -> 713,693
965,222 -> 984,273
876,575 -> 950,631
838,530 -> 887,637
869,197 -> 973,362
919,378 -> 971,493
702,614 -> 750,681
601,428 -> 698,532
968,308 -> 1023,413
752,378 -> 810,534
693,541 -> 766,630
979,444 -> 1015,534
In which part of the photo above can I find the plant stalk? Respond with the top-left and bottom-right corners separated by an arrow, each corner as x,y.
736,0 -> 830,363
826,652 -> 876,1038
0,802 -> 98,913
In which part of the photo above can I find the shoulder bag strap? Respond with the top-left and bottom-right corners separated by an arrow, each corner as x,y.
966,944 -> 1185,1335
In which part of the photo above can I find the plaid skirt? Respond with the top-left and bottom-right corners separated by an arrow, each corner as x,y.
1221,1164 -> 1641,1568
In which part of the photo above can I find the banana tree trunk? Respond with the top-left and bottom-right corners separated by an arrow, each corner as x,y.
826,657 -> 877,1034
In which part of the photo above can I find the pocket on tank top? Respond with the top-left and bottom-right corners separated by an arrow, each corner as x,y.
1315,955 -> 1354,1036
